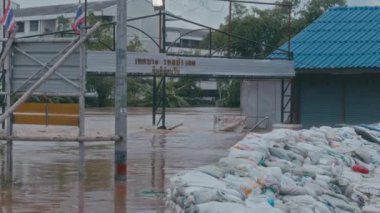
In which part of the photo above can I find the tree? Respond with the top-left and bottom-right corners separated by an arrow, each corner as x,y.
126,35 -> 153,106
56,16 -> 70,31
86,12 -> 114,51
166,78 -> 203,107
86,12 -> 117,107
56,16 -> 72,37
294,0 -> 347,32
202,0 -> 346,107
127,35 -> 147,52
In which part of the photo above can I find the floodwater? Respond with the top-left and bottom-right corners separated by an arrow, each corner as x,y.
0,108 -> 245,213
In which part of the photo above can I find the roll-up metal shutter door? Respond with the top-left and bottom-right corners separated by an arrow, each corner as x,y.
300,76 -> 342,128
346,76 -> 380,125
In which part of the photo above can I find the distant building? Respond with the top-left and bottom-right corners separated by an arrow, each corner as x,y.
166,26 -> 209,55
0,1 -> 20,10
13,0 -> 209,54
13,0 -> 159,52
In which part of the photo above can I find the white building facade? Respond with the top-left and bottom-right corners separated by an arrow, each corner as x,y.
12,0 -> 208,54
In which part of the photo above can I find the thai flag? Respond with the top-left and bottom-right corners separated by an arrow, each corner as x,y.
0,0 -> 16,33
72,3 -> 85,34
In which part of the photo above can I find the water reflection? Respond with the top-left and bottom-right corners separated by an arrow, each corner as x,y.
150,134 -> 166,192
0,108 -> 244,212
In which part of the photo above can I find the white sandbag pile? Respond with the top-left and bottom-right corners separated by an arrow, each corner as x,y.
166,125 -> 380,213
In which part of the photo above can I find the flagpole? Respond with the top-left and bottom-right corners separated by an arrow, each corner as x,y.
2,0 -> 5,38
84,0 -> 87,28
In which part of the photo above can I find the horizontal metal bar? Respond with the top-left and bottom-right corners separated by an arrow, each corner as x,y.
126,13 -> 160,22
217,0 -> 292,7
0,135 -> 121,142
9,38 -> 77,43
92,72 -> 294,79
13,92 -> 81,97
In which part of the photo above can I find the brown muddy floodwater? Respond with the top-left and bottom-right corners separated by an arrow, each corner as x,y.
0,108 -> 245,213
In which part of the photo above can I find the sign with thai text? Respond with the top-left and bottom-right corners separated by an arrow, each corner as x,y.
87,51 -> 295,78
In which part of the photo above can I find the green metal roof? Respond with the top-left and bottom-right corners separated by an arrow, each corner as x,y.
270,6 -> 380,70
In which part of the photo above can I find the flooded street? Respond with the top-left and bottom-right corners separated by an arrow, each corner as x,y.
0,108 -> 245,212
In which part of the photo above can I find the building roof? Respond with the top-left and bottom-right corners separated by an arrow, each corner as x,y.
270,6 -> 380,71
15,0 -> 116,17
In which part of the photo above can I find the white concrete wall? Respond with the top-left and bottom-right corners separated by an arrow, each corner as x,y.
15,20 -> 45,37
241,80 -> 288,129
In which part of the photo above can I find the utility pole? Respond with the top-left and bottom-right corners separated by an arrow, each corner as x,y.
287,1 -> 292,60
228,0 -> 232,57
115,0 -> 127,181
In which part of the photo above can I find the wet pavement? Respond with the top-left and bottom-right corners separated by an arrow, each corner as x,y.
0,108 -> 245,212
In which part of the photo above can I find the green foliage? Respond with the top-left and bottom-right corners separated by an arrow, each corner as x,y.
165,78 -> 203,107
202,0 -> 346,58
85,13 -> 115,107
86,75 -> 115,107
86,12 -> 114,51
86,33 -> 152,107
56,16 -> 73,37
25,96 -> 78,104
56,16 -> 71,31
126,36 -> 151,106
127,77 -> 152,107
294,0 -> 347,32
217,79 -> 240,107
127,36 -> 147,52
203,0 -> 346,107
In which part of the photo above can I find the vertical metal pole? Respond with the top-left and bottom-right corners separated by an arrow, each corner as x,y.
84,0 -> 88,28
2,0 -> 6,130
287,3 -> 292,60
158,10 -> 162,52
228,0 -> 232,57
281,79 -> 284,123
5,44 -> 12,181
115,0 -> 127,181
341,78 -> 346,123
209,29 -> 212,57
113,23 -> 116,51
152,75 -> 156,125
160,0 -> 167,129
162,75 -> 166,129
78,28 -> 86,179
162,0 -> 166,53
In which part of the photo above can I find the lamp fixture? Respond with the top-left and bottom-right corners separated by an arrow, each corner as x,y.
152,0 -> 164,10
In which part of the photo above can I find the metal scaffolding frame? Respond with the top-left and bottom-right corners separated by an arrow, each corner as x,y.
0,23 -> 127,182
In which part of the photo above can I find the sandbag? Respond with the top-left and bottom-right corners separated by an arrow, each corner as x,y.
195,201 -> 283,213
353,149 -> 371,164
190,189 -> 243,205
269,147 -> 290,161
197,165 -> 226,179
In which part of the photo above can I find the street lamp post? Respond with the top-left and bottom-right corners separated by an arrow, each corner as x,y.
152,0 -> 167,129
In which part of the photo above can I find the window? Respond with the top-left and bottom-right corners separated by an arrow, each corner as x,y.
16,22 -> 24,33
30,20 -> 39,32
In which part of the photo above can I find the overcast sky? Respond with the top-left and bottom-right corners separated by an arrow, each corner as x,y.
12,0 -> 380,28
